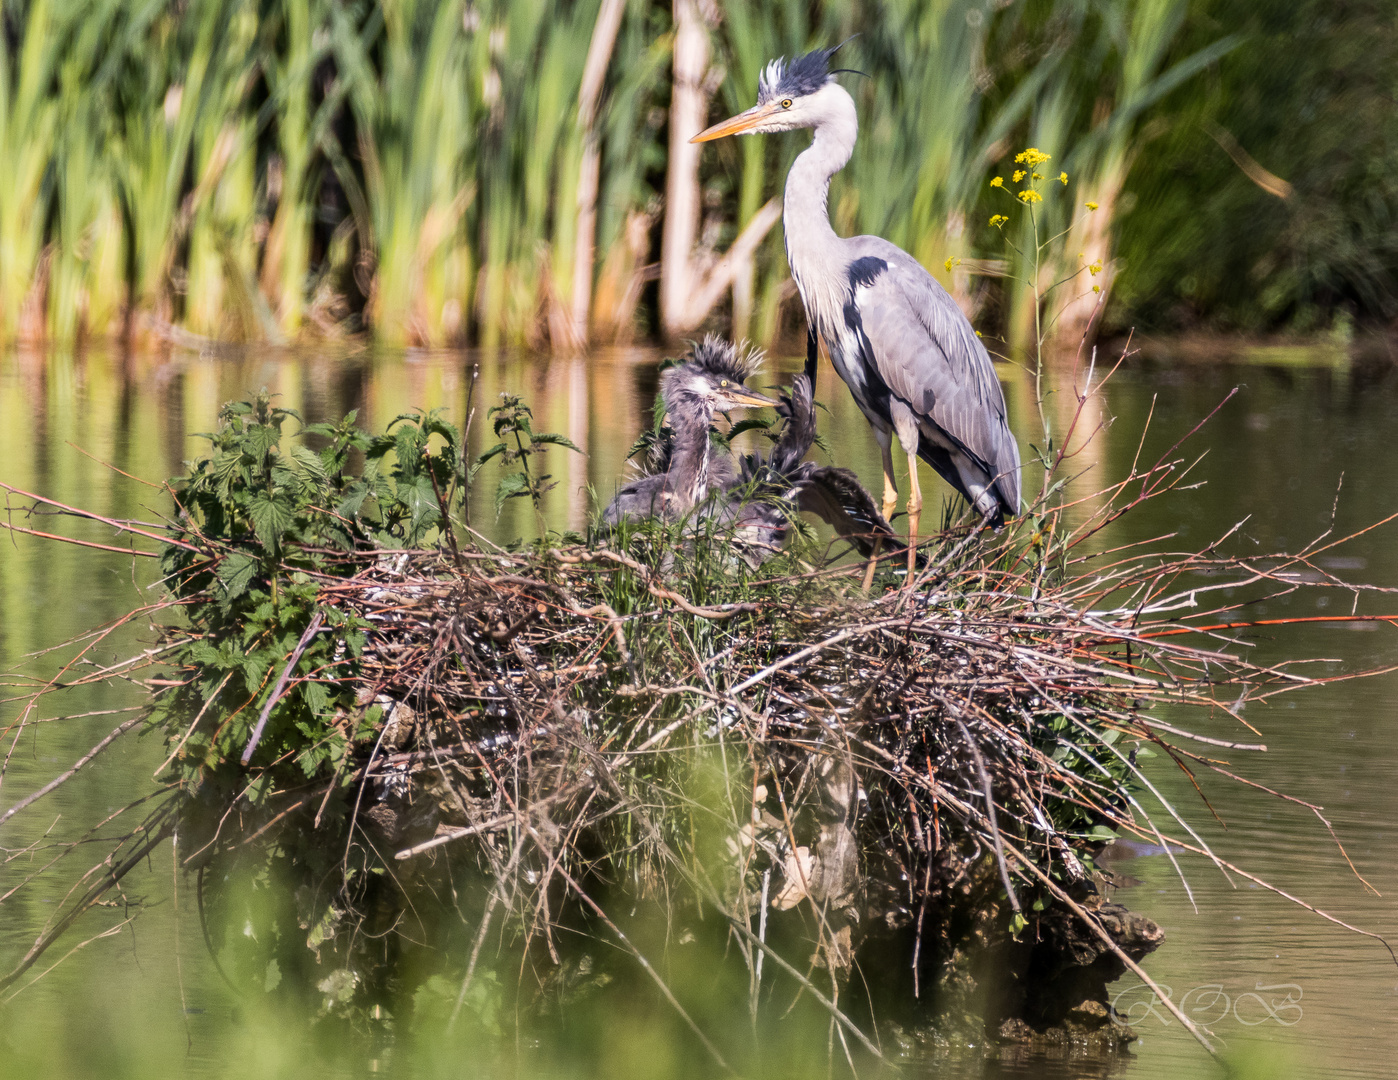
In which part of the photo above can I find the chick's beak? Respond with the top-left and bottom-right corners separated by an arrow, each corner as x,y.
690,103 -> 778,143
721,388 -> 779,409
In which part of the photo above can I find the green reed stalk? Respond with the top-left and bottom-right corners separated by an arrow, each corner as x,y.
0,0 -> 62,338
260,0 -> 330,336
334,0 -> 477,345
1042,0 -> 1238,351
185,0 -> 262,338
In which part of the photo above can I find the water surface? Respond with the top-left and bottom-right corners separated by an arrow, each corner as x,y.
2,344 -> 1396,1078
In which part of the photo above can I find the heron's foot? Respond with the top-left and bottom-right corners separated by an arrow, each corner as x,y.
881,468 -> 898,524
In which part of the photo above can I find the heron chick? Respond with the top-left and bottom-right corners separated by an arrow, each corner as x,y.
602,338 -> 904,571
601,336 -> 776,526
692,46 -> 1021,585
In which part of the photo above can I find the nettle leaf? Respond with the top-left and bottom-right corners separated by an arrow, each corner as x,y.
725,418 -> 771,440
338,482 -> 370,519
296,743 -> 330,778
494,472 -> 532,515
291,445 -> 331,484
245,424 -> 281,460
356,704 -> 383,741
529,432 -> 582,453
243,651 -> 273,694
189,641 -> 232,669
248,493 -> 297,549
217,552 -> 260,602
210,450 -> 246,486
300,679 -> 331,716
365,435 -> 396,463
394,426 -> 424,476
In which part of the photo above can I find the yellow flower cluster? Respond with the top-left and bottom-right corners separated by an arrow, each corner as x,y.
1012,169 -> 1026,183
1015,147 -> 1051,166
944,256 -> 962,272
1089,260 -> 1103,276
1017,189 -> 1042,204
1031,172 -> 1044,181
989,176 -> 1004,188
1085,201 -> 1099,211
988,214 -> 1008,228
1058,172 -> 1068,185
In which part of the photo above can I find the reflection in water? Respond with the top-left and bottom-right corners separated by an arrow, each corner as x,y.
2,345 -> 1398,1079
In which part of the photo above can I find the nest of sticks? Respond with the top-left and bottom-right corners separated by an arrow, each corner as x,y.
4,383 -> 1397,1063
152,523 -> 1398,1052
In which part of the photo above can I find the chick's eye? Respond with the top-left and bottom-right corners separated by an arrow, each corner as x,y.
781,99 -> 793,109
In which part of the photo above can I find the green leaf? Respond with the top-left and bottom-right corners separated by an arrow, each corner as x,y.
301,679 -> 331,716
529,432 -> 582,453
493,472 -> 532,515
725,418 -> 771,440
248,493 -> 297,549
245,423 -> 281,460
216,553 -> 260,602
290,445 -> 331,484
338,482 -> 370,519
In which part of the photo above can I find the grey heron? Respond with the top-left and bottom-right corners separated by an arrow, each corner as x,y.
602,337 -> 901,565
602,335 -> 777,525
691,46 -> 1021,582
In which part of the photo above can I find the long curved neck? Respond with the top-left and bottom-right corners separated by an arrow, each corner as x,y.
666,401 -> 715,510
783,85 -> 858,338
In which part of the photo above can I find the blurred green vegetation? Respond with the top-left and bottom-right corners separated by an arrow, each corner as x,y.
0,0 -> 1391,348
1114,0 -> 1398,337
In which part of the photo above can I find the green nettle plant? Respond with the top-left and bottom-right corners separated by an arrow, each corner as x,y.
477,393 -> 581,518
152,390 -> 592,797
155,393 -> 468,789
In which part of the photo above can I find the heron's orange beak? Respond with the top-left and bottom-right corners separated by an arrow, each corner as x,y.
690,103 -> 778,143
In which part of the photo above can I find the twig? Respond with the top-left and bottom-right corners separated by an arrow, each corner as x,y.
240,613 -> 325,766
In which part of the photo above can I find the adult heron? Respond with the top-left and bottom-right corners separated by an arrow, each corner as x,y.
691,46 -> 1021,581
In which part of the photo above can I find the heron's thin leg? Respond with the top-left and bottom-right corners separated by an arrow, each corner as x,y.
880,444 -> 899,522
863,442 -> 899,591
905,448 -> 923,581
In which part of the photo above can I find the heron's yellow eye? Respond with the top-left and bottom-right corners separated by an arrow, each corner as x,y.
720,379 -> 729,387
781,99 -> 793,109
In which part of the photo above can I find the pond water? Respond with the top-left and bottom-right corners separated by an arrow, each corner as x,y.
2,343 -> 1397,1079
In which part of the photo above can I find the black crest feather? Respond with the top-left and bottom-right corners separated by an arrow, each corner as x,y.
686,334 -> 764,385
757,47 -> 836,103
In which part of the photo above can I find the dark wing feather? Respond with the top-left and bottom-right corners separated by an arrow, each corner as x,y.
844,236 -> 1021,515
768,373 -> 818,476
787,464 -> 902,560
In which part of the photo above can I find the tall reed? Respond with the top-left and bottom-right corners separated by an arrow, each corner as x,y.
0,0 -> 1235,348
